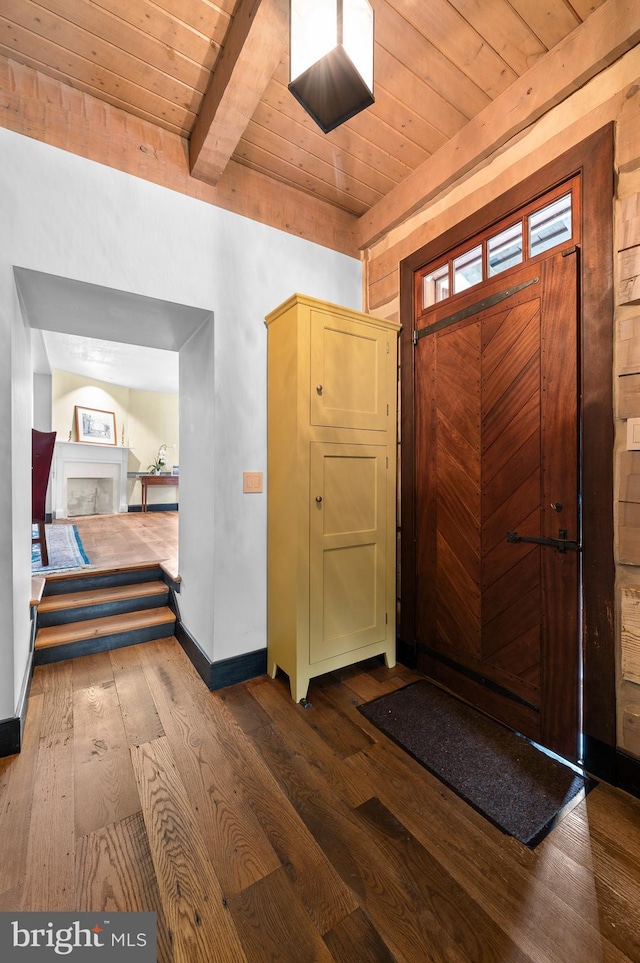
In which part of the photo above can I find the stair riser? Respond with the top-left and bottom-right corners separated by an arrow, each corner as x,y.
43,567 -> 164,597
33,621 -> 176,665
37,593 -> 169,628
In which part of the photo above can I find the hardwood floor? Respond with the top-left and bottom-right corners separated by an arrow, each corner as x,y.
53,511 -> 178,573
2,639 -> 640,962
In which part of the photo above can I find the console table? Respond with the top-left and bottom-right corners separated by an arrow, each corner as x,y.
140,474 -> 179,512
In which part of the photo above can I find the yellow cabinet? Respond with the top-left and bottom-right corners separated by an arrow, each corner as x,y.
266,293 -> 400,702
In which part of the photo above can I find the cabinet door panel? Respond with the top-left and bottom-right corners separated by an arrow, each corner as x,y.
309,443 -> 387,663
310,311 -> 389,430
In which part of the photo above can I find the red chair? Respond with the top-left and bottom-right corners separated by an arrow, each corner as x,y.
32,429 -> 56,568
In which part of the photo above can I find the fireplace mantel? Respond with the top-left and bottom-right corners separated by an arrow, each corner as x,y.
51,441 -> 129,518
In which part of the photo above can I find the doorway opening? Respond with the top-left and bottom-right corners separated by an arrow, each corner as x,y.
17,267 -> 211,580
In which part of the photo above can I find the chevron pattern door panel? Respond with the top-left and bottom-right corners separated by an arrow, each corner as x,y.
414,253 -> 579,757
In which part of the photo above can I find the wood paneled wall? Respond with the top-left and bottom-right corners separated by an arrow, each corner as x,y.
362,45 -> 640,759
617,169 -> 640,756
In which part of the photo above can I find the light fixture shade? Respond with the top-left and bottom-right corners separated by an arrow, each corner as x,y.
289,0 -> 375,134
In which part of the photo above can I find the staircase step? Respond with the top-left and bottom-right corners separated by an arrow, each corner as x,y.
35,606 -> 176,650
36,579 -> 170,627
42,564 -> 165,597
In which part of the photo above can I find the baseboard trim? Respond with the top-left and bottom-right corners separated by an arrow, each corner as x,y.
617,749 -> 640,799
0,646 -> 34,758
128,503 -> 178,513
584,735 -> 640,799
174,620 -> 211,684
210,649 -> 268,691
396,637 -> 416,669
0,715 -> 21,757
175,620 -> 267,691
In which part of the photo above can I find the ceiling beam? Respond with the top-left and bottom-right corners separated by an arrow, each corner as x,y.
189,0 -> 289,185
357,0 -> 640,249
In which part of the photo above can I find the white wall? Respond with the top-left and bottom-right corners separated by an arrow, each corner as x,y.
179,316 -> 216,652
0,127 -> 361,719
10,280 -> 31,716
32,373 -> 52,431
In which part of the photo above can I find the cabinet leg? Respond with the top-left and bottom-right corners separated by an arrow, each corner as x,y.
384,648 -> 396,669
291,675 -> 310,704
268,662 -> 310,703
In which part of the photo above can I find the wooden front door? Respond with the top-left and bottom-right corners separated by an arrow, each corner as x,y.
414,250 -> 580,760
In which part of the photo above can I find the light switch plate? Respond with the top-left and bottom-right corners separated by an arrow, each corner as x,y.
243,471 -> 263,493
627,418 -> 640,450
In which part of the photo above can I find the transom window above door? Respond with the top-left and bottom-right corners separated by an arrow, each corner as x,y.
418,180 -> 578,313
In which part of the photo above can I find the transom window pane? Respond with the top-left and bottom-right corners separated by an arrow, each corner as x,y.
453,245 -> 482,294
529,193 -> 572,259
423,264 -> 449,307
417,186 -> 575,314
488,223 -> 523,277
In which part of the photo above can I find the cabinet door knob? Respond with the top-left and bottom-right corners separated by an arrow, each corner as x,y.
315,495 -> 323,504
316,384 -> 323,394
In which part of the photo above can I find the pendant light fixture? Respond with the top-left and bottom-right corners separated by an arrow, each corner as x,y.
288,0 -> 375,134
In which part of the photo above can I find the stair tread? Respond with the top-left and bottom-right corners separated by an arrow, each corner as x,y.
44,561 -> 163,584
35,606 -> 176,649
39,580 -> 168,613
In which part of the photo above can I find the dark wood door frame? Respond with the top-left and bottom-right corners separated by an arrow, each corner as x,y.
399,124 -> 614,776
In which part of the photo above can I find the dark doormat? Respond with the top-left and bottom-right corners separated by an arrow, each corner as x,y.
359,679 -> 594,847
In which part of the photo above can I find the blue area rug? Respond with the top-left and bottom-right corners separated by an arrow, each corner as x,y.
32,524 -> 91,574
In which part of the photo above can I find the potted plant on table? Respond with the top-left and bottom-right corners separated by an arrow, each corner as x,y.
148,444 -> 168,474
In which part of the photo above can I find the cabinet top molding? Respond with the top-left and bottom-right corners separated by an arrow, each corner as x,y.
265,292 -> 402,331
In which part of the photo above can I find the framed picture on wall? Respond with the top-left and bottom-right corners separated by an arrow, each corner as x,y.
75,405 -> 117,445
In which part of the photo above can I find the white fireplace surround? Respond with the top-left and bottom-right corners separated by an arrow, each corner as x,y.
51,441 -> 129,519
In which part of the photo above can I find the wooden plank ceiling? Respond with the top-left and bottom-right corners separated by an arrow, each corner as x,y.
0,0 -> 610,236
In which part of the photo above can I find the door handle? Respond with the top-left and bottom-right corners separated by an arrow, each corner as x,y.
506,529 -> 580,553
